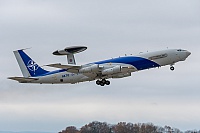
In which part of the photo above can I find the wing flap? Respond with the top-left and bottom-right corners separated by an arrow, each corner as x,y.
8,77 -> 39,83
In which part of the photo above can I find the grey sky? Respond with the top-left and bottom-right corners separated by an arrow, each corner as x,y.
0,0 -> 200,132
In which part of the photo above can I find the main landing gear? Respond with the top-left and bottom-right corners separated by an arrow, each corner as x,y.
96,79 -> 110,86
170,66 -> 175,71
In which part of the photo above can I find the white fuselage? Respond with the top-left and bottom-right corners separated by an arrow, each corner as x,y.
30,49 -> 191,84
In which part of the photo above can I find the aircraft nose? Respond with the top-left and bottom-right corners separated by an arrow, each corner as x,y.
186,51 -> 191,56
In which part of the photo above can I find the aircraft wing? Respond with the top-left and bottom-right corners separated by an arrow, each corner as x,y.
46,63 -> 81,73
8,77 -> 39,83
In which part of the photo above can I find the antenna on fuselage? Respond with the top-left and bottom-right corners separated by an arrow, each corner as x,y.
52,46 -> 87,65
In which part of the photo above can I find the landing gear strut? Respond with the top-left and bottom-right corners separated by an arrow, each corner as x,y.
96,79 -> 110,86
170,66 -> 175,71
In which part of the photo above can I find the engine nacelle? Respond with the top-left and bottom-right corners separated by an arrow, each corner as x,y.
79,64 -> 100,73
112,73 -> 131,79
102,66 -> 122,75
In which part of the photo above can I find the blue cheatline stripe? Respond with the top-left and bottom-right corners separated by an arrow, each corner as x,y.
18,50 -> 49,77
94,56 -> 160,70
38,69 -> 66,77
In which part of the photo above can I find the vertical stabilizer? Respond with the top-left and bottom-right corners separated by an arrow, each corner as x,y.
14,50 -> 30,77
14,50 -> 49,77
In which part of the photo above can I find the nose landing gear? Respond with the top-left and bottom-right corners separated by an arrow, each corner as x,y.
96,79 -> 110,86
170,66 -> 175,71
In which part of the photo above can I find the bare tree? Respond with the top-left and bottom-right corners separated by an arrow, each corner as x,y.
59,121 -> 199,133
80,121 -> 110,133
59,126 -> 79,133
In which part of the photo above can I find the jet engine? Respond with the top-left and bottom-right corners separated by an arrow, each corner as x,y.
102,66 -> 122,75
79,64 -> 100,73
112,73 -> 131,78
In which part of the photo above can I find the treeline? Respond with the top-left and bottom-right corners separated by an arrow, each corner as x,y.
59,121 -> 200,133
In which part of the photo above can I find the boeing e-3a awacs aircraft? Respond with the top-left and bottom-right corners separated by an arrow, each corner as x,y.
8,46 -> 191,86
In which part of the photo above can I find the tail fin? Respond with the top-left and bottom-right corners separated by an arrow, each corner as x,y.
14,50 -> 49,77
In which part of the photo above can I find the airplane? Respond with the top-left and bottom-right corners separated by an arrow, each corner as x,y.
8,46 -> 191,86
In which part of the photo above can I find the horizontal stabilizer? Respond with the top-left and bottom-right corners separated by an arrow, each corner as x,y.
8,77 -> 39,83
46,63 -> 81,73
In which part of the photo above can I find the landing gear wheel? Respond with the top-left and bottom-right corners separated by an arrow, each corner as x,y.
96,79 -> 111,86
102,79 -> 106,84
105,80 -> 110,85
96,80 -> 101,85
100,82 -> 105,86
170,66 -> 175,71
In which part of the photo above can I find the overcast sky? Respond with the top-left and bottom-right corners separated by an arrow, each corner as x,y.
0,0 -> 200,132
